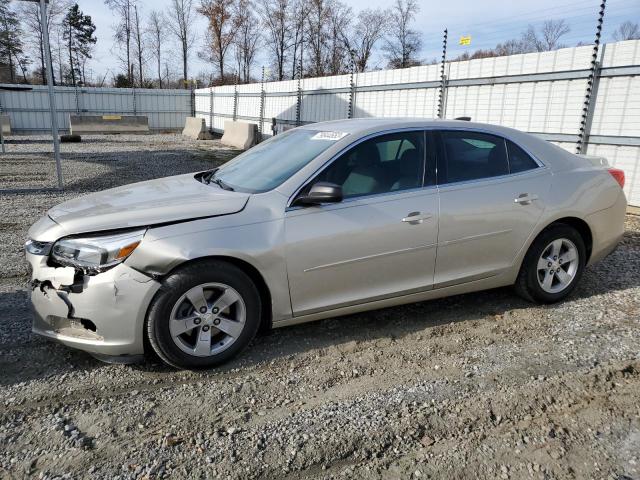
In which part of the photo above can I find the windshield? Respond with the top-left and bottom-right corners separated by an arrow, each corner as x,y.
211,129 -> 346,193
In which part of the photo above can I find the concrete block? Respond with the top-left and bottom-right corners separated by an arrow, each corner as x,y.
69,115 -> 149,135
1,115 -> 11,135
220,121 -> 258,150
182,117 -> 213,140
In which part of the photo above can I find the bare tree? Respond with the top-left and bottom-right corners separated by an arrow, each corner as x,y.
20,0 -> 69,85
199,0 -> 236,82
260,0 -> 294,81
341,8 -> 389,72
146,10 -> 165,87
233,0 -> 261,82
305,0 -> 330,76
326,0 -> 351,75
494,39 -> 526,56
522,20 -> 570,52
133,4 -> 144,86
168,0 -> 196,86
383,0 -> 421,68
290,0 -> 305,79
163,60 -> 173,87
540,20 -> 570,50
105,0 -> 135,84
613,21 -> 640,41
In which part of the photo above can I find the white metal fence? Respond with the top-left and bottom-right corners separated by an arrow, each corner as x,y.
0,85 -> 192,133
0,41 -> 638,204
194,39 -> 640,207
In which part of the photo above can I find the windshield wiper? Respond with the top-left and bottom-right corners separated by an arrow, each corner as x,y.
201,168 -> 219,184
201,168 -> 234,191
211,177 -> 235,191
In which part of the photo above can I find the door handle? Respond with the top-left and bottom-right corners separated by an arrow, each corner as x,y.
514,193 -> 539,205
402,211 -> 433,225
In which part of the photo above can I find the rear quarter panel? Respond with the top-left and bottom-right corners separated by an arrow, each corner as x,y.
526,166 -> 626,267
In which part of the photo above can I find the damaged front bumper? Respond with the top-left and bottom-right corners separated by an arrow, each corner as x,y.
27,251 -> 161,360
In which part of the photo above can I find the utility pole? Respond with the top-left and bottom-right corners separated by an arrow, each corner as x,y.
12,0 -> 63,190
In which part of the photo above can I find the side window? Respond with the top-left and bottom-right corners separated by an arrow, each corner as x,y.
439,131 -> 509,184
313,131 -> 425,199
507,140 -> 539,173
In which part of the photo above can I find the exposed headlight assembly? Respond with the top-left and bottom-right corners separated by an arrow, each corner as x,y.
50,228 -> 146,272
25,239 -> 53,256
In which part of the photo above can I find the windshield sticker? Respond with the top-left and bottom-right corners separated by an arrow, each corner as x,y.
310,131 -> 349,141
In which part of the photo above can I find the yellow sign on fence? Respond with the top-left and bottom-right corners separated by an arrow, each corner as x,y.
459,35 -> 472,46
102,115 -> 122,121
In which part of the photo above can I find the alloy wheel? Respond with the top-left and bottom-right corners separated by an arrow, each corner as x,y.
536,238 -> 579,294
169,283 -> 246,357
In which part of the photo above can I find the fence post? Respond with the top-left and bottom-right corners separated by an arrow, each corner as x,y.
74,85 -> 80,115
40,0 -> 63,190
258,66 -> 266,141
190,81 -> 196,118
0,91 -> 5,153
576,0 -> 607,154
295,77 -> 302,126
296,71 -> 302,127
233,73 -> 239,121
209,87 -> 214,133
132,87 -> 137,116
348,67 -> 356,119
438,28 -> 448,119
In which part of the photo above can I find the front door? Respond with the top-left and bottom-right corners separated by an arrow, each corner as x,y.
284,130 -> 439,316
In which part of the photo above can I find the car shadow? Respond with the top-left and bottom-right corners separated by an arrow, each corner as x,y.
1,235 -> 637,387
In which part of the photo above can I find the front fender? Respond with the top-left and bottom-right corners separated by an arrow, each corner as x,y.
126,216 -> 293,323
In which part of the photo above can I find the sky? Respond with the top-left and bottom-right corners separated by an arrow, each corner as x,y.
72,0 -> 639,83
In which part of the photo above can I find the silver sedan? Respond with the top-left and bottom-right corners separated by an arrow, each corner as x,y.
25,119 -> 627,369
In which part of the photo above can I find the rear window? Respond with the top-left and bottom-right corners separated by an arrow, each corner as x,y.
439,131 -> 509,184
507,140 -> 539,173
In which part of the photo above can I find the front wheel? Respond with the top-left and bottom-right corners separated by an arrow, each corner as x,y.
146,260 -> 261,369
515,224 -> 586,303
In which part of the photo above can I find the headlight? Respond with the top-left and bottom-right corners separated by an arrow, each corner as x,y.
25,239 -> 52,256
51,229 -> 146,272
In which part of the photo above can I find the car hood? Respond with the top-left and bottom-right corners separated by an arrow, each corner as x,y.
47,173 -> 250,235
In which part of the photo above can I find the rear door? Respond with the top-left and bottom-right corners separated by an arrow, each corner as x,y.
434,130 -> 552,287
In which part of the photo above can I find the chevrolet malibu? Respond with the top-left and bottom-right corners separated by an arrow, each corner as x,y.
25,119 -> 627,369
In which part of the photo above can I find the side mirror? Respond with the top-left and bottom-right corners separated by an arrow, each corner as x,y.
293,182 -> 343,206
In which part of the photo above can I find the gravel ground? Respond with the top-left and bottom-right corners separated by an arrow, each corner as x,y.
1,134 -> 639,480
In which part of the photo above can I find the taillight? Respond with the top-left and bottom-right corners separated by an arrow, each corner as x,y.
608,168 -> 625,188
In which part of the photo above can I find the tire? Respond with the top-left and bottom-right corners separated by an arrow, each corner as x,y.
146,260 -> 261,369
514,224 -> 586,303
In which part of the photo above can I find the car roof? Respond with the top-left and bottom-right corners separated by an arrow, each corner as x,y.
299,117 -> 514,135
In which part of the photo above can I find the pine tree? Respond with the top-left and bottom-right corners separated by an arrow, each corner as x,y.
0,0 -> 29,83
62,4 -> 97,86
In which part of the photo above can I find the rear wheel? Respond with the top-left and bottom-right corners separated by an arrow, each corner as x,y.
515,224 -> 586,303
147,260 -> 261,369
